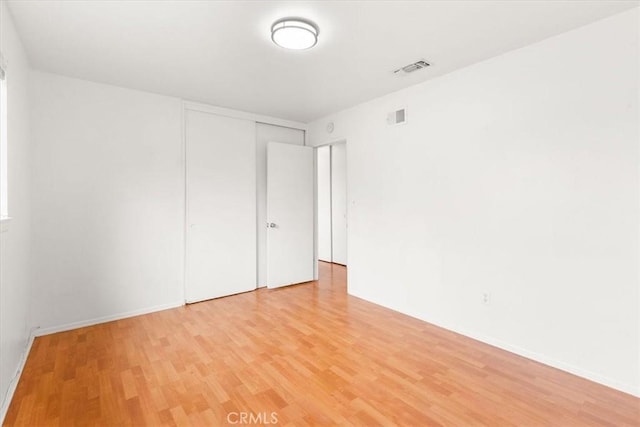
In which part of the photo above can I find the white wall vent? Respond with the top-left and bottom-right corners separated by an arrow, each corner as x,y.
387,108 -> 407,125
394,60 -> 430,74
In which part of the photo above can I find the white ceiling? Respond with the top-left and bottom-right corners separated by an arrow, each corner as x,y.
7,0 -> 638,122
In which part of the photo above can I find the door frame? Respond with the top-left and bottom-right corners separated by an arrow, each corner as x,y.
314,139 -> 348,270
181,101 -> 308,303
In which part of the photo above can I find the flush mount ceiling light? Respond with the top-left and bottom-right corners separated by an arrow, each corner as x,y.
271,18 -> 319,50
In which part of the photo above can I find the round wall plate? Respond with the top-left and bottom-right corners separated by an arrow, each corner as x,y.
326,122 -> 334,134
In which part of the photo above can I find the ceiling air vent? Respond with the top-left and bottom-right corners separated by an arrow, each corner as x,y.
394,60 -> 430,74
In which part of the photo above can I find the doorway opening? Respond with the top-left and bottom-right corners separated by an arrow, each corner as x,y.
317,142 -> 347,267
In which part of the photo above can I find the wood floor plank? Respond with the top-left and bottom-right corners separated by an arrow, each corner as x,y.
4,262 -> 639,426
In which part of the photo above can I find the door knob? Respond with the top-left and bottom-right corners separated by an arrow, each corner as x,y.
267,222 -> 277,228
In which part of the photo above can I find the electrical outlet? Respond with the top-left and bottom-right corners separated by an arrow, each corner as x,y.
482,292 -> 491,305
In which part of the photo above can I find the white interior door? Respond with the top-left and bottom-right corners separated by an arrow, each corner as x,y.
256,124 -> 305,287
185,110 -> 256,303
267,142 -> 314,288
331,143 -> 347,265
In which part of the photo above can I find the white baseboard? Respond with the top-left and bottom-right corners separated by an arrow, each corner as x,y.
445,323 -> 640,398
33,301 -> 185,337
349,290 -> 640,398
0,327 -> 36,425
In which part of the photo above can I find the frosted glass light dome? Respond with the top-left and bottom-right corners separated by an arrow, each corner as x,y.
271,18 -> 319,50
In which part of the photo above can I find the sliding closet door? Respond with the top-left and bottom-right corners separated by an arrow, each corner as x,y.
185,110 -> 256,303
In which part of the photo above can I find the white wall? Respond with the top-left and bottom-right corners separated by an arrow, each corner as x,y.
256,123 -> 304,287
30,71 -> 184,331
0,1 -> 32,418
317,145 -> 331,262
308,9 -> 639,396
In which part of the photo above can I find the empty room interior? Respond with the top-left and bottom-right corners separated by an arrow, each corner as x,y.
0,0 -> 639,425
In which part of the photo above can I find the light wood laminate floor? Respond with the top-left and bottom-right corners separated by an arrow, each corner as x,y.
5,262 -> 639,426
